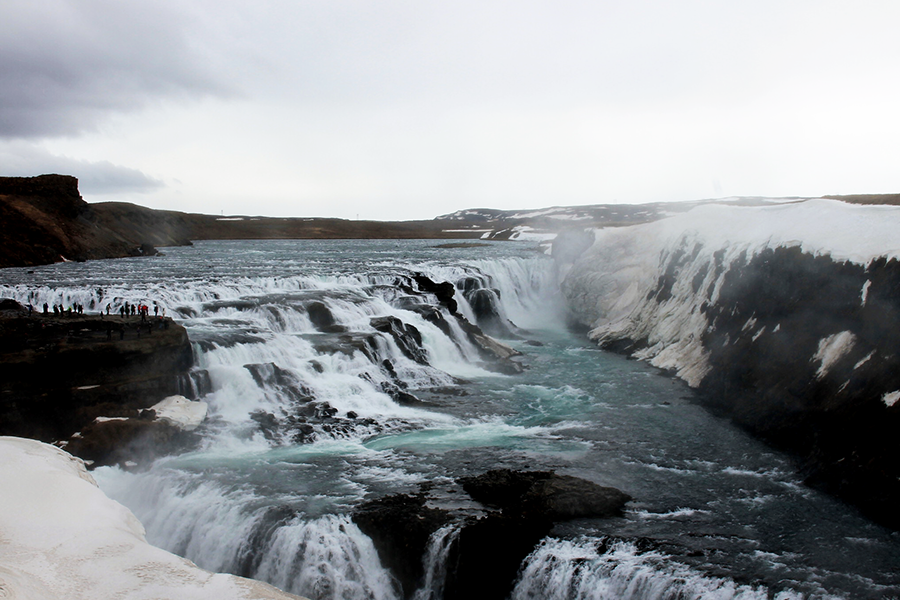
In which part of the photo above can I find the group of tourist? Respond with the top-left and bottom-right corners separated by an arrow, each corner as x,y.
120,302 -> 163,320
36,300 -> 166,320
42,302 -> 84,316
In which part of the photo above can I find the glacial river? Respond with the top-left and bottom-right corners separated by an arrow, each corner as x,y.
2,239 -> 899,599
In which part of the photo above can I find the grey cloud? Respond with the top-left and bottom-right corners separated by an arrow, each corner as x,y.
0,142 -> 163,194
0,0 -> 237,138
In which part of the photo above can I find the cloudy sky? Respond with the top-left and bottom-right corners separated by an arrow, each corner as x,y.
2,0 -> 899,220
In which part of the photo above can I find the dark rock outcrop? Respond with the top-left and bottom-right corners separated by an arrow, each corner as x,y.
63,417 -> 199,467
0,309 -> 194,446
352,470 -> 630,600
459,468 -> 632,521
353,493 -> 451,597
456,275 -> 517,338
413,274 -> 459,314
371,316 -> 428,364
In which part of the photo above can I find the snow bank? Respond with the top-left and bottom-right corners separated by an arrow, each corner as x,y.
151,395 -> 208,430
0,437 -> 305,600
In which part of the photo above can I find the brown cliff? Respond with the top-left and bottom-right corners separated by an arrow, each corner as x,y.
0,302 -> 194,444
0,174 -> 193,268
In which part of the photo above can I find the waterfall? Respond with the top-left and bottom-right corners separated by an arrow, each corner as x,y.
510,537 -> 811,600
411,525 -> 462,600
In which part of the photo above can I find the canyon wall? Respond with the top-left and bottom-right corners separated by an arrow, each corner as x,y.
557,199 -> 900,528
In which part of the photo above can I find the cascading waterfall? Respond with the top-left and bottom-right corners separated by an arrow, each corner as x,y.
38,244 -> 564,600
510,538 -> 809,600
5,239 -> 899,600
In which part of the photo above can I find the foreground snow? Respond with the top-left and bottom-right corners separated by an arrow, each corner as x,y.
0,436 -> 306,600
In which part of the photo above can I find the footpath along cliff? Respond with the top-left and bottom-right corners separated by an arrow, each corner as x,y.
556,198 -> 900,528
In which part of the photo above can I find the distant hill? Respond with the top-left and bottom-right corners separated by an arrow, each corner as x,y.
3,174 -> 899,269
0,175 -> 483,268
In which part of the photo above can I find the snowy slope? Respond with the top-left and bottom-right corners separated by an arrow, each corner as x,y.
0,437 -> 306,600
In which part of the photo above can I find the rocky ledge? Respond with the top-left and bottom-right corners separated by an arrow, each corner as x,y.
352,468 -> 631,600
0,300 -> 197,465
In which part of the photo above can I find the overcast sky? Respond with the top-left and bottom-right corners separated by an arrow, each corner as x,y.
2,0 -> 899,220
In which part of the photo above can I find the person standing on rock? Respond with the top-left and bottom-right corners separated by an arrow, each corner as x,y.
43,303 -> 48,315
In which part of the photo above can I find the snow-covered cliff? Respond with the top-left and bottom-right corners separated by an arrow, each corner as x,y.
557,198 -> 900,527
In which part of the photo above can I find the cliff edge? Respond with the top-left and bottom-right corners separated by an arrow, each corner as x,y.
0,174 -> 194,267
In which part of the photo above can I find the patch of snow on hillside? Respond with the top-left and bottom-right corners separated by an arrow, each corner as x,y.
512,208 -> 593,220
0,437 -> 304,600
861,280 -> 872,305
508,226 -> 559,242
854,351 -> 874,370
812,331 -> 857,379
883,391 -> 900,407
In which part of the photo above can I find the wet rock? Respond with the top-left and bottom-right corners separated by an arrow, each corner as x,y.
456,278 -> 517,338
306,332 -> 378,362
407,304 -> 453,337
243,362 -> 315,404
64,417 -> 198,467
413,274 -> 458,314
353,470 -> 631,600
371,315 -> 428,365
250,410 -> 280,441
178,369 -> 212,399
459,468 -> 632,519
352,493 -> 452,598
305,301 -> 346,333
443,511 -> 550,600
234,505 -> 298,578
380,381 -> 426,406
